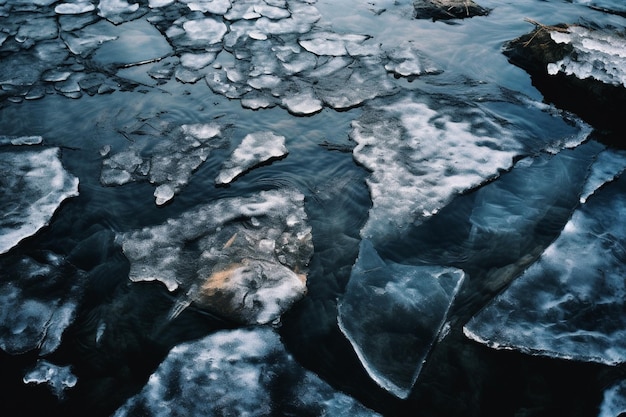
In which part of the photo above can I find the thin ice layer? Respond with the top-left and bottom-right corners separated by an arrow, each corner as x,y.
351,94 -> 521,243
464,174 -> 626,365
548,26 -> 626,87
112,328 -> 381,417
215,131 -> 287,185
120,188 -> 313,324
338,239 -> 465,399
0,147 -> 79,254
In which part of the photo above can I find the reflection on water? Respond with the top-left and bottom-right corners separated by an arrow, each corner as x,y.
1,0 -> 626,416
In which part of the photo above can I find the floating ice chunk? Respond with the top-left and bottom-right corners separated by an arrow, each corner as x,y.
313,58 -> 398,110
23,360 -> 77,399
55,1 -> 96,14
253,2 -> 320,35
180,52 -> 216,70
281,88 -> 323,115
16,16 -> 58,42
253,3 -> 290,19
153,184 -> 175,206
299,32 -> 370,57
113,328 -> 381,417
182,18 -> 228,45
580,148 -> 626,203
215,131 -> 287,185
148,0 -> 174,7
183,0 -> 231,14
91,19 -> 172,67
0,147 -> 79,254
0,135 -> 42,146
351,94 -> 521,243
97,0 -> 141,23
384,41 -> 441,78
548,26 -> 626,87
100,123 -> 224,204
599,380 -> 626,417
464,175 -> 626,365
338,239 -> 465,399
121,188 -> 313,324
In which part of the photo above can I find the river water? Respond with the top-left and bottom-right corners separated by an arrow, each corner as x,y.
1,0 -> 626,416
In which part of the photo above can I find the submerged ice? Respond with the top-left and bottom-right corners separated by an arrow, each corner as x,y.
113,328 -> 381,417
338,239 -> 465,399
121,188 -> 313,324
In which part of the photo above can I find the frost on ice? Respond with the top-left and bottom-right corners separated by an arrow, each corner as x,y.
547,25 -> 626,87
113,328 -> 381,417
120,188 -> 313,324
0,147 -> 79,254
464,173 -> 626,366
338,239 -> 465,399
350,93 -> 521,244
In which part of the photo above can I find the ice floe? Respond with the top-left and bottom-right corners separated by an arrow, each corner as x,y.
350,93 -> 522,244
464,173 -> 626,365
113,328 -> 381,417
0,254 -> 80,355
338,239 -> 465,398
0,147 -> 79,254
23,360 -> 77,399
579,147 -> 626,203
120,188 -> 313,324
215,131 -> 287,185
100,123 -> 224,205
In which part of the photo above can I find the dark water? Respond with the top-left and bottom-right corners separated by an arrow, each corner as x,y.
1,0 -> 626,416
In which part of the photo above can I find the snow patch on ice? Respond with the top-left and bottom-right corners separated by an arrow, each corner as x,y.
351,94 -> 521,243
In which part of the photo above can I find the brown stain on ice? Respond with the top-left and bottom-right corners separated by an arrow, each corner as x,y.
200,263 -> 245,296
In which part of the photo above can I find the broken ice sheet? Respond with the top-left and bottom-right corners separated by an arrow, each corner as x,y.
351,93 -> 522,244
113,328 -> 381,417
215,130 -> 287,185
120,188 -> 313,325
100,123 -> 224,206
338,239 -> 465,399
464,173 -> 626,365
0,147 -> 79,254
91,19 -> 172,68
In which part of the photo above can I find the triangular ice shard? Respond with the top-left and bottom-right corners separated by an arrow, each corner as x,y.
464,174 -> 626,365
338,239 -> 465,398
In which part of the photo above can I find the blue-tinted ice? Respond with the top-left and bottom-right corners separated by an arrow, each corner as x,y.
464,153 -> 626,365
113,328 -> 381,417
338,239 -> 465,399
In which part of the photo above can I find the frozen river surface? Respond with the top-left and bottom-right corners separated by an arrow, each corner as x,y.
1,0 -> 626,416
